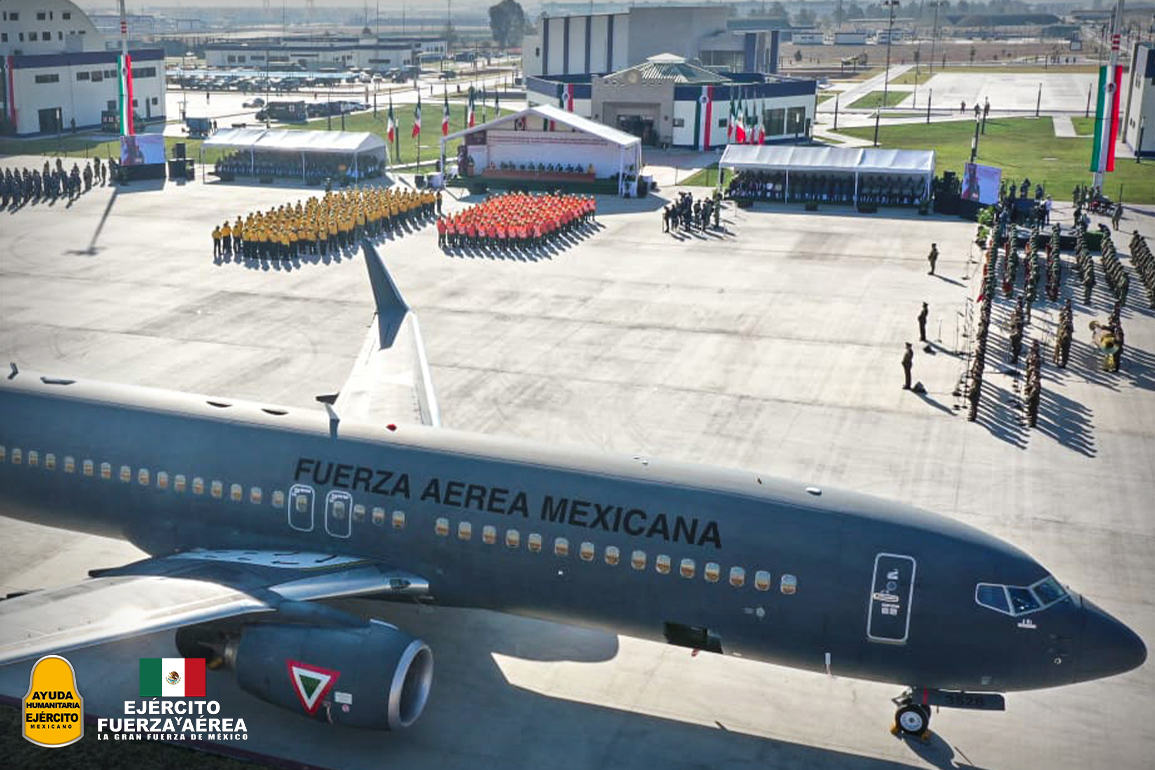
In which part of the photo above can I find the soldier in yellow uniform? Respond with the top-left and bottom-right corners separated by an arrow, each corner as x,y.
233,216 -> 244,259
220,220 -> 233,257
212,223 -> 222,258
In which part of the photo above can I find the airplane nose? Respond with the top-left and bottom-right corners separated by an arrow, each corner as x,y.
1079,599 -> 1147,681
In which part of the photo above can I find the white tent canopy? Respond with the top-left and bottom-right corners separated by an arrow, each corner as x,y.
719,144 -> 935,203
202,128 -> 388,180
442,104 -> 643,194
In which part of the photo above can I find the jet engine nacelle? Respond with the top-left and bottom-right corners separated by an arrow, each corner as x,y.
223,620 -> 433,730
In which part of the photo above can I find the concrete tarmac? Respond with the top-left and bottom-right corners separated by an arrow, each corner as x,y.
0,164 -> 1152,769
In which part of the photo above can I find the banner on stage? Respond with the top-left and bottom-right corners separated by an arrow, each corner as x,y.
961,162 -> 1001,205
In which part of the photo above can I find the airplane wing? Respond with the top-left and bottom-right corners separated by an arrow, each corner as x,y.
330,241 -> 440,428
0,549 -> 429,666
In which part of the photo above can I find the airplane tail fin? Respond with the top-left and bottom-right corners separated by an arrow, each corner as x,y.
330,241 -> 441,428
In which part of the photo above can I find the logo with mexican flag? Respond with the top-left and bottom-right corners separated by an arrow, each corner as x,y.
287,660 -> 340,715
139,658 -> 206,697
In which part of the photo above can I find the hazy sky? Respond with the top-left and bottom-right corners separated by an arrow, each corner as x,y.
72,0 -> 531,10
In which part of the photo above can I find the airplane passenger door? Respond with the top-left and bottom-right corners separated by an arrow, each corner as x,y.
324,490 -> 353,539
867,553 -> 916,645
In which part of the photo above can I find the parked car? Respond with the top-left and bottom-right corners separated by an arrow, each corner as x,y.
242,97 -> 265,109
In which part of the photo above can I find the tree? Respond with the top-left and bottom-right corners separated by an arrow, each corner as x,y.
768,2 -> 788,18
442,21 -> 460,48
845,3 -> 866,21
489,0 -> 528,49
795,8 -> 816,25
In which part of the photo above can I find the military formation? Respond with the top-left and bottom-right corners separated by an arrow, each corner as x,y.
213,185 -> 438,261
1129,230 -> 1155,309
1097,228 -> 1131,307
436,192 -> 596,253
2,158 -> 108,208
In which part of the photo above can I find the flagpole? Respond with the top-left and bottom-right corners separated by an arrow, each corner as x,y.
1093,0 -> 1123,190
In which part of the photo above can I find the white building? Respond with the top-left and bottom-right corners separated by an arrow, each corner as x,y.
1122,42 -> 1155,159
0,0 -> 165,135
523,5 -> 781,77
204,36 -> 447,72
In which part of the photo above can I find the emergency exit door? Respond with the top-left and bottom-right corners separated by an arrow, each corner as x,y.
867,553 -> 916,644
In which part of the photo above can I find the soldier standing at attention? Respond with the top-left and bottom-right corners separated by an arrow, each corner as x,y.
927,243 -> 939,275
212,223 -> 222,258
902,343 -> 914,390
918,302 -> 929,343
1112,203 -> 1123,231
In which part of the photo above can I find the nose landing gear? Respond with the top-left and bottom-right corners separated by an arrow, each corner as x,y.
890,689 -> 932,740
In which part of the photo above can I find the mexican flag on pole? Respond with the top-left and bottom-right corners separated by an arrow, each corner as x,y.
386,97 -> 397,143
467,87 -> 476,127
118,52 -> 135,136
1089,64 -> 1123,173
734,92 -> 747,145
412,93 -> 422,138
442,92 -> 451,135
140,658 -> 206,697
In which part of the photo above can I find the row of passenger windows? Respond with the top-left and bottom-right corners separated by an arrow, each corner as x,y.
2,445 -> 793,594
429,514 -> 797,594
0,445 -> 286,507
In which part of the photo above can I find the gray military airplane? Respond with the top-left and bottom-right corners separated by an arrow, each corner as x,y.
0,242 -> 1145,737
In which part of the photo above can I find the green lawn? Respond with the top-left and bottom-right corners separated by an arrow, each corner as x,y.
681,163 -> 729,188
889,70 -> 930,87
1071,117 -> 1096,137
818,92 -> 839,105
839,117 -> 1155,204
848,90 -> 909,110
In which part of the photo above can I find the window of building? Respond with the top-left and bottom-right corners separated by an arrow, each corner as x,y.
132,67 -> 157,79
580,542 -> 595,561
554,537 -> 569,557
729,566 -> 746,588
755,570 -> 772,591
250,486 -> 262,504
138,468 -> 150,486
63,12 -> 71,19
151,96 -> 158,104
229,483 -> 242,502
780,574 -> 797,594
76,71 -> 89,80
631,550 -> 646,570
672,117 -> 685,128
680,558 -> 696,579
372,507 -> 386,526
786,107 -> 806,134
10,12 -> 19,20
705,562 -> 720,583
1,34 -> 7,43
392,510 -> 405,529
352,503 -> 366,523
458,521 -> 472,540
34,74 -> 60,84
435,517 -> 449,536
655,555 -> 671,574
64,456 -> 75,473
42,31 -> 51,40
766,109 -> 785,136
482,525 -> 497,544
58,31 -> 62,40
37,11 -> 46,20
605,546 -> 620,566
119,465 -> 131,483
507,529 -> 522,549
28,33 -> 38,41
157,471 -> 168,489
717,117 -> 726,128
91,71 -> 103,82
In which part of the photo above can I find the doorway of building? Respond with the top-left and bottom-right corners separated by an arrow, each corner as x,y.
38,107 -> 62,134
616,115 -> 657,146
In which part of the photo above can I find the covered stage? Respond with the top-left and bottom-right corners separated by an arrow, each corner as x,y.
442,105 -> 643,195
721,145 -> 936,208
201,128 -> 388,184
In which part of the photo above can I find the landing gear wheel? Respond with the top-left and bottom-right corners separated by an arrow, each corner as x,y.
895,703 -> 931,736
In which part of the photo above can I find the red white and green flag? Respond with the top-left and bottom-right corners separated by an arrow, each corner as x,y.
1089,64 -> 1123,173
386,96 -> 396,143
412,93 -> 422,138
287,660 -> 340,715
694,85 -> 714,150
117,52 -> 135,136
441,92 -> 451,135
140,658 -> 205,697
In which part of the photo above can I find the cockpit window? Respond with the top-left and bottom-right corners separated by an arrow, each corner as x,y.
1032,576 -> 1067,605
976,575 -> 1068,617
1007,587 -> 1040,614
976,583 -> 1010,614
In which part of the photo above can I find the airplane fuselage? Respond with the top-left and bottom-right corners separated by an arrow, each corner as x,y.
0,372 -> 1143,695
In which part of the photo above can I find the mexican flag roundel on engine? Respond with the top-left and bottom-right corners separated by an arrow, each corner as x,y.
287,660 -> 341,715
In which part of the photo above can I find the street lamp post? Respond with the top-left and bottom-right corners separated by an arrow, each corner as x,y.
928,1 -> 941,75
874,0 -> 900,147
970,111 -> 981,163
